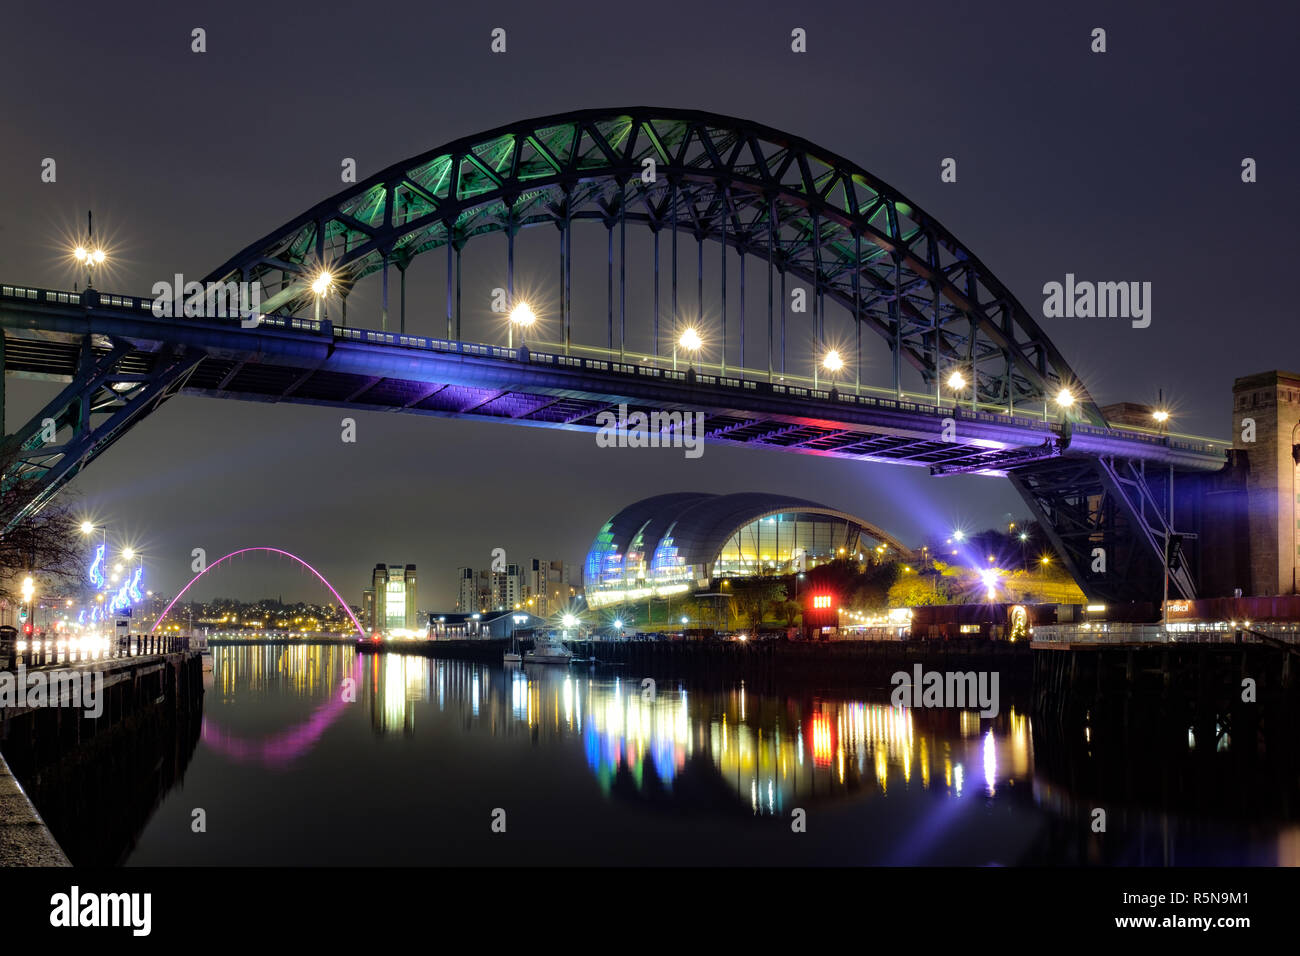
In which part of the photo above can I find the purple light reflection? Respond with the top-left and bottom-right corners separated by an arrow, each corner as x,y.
154,547 -> 370,768
202,655 -> 364,769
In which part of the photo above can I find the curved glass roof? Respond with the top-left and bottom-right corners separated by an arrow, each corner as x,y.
583,492 -> 907,602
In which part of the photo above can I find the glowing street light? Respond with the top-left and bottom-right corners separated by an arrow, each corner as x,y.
73,243 -> 107,288
953,529 -> 966,542
674,327 -> 702,371
21,576 -> 34,604
945,369 -> 974,411
311,270 -> 333,322
122,548 -> 135,561
980,567 -> 1001,600
508,302 -> 535,348
80,520 -> 95,535
1055,388 -> 1075,408
816,349 -> 844,389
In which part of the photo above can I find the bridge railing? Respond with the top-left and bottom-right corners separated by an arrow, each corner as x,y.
0,281 -> 1227,458
0,282 -> 331,334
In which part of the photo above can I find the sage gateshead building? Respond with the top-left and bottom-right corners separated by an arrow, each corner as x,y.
583,492 -> 909,609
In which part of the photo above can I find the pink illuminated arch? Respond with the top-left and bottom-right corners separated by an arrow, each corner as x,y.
149,547 -> 367,638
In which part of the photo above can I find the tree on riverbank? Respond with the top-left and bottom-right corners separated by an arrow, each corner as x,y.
0,447 -> 82,604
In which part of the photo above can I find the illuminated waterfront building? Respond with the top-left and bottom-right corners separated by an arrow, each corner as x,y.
492,564 -> 523,611
364,564 -> 418,631
456,567 -> 490,613
583,492 -> 907,608
459,561 -> 570,612
524,559 -> 574,616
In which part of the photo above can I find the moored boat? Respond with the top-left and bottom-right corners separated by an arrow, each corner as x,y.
524,638 -> 573,664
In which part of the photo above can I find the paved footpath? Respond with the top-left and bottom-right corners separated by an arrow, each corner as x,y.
0,750 -> 69,866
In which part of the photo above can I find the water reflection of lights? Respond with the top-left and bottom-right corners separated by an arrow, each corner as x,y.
203,644 -> 361,767
984,730 -> 997,796
207,645 -> 1036,810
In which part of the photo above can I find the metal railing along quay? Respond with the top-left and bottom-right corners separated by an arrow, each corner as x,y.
0,633 -> 198,670
1031,621 -> 1300,646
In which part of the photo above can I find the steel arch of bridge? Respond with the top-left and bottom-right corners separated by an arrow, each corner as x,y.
150,547 -> 367,638
207,107 -> 1102,423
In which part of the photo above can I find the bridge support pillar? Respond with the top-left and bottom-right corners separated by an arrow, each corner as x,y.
1010,454 -> 1198,605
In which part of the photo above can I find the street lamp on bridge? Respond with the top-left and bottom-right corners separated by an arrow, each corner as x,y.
674,326 -> 702,371
1051,387 -> 1076,424
945,369 -> 973,411
508,301 -> 535,348
311,270 -> 334,322
72,246 -> 106,289
816,349 -> 843,389
71,210 -> 107,290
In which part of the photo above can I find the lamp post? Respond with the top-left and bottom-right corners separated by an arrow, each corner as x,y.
72,212 -> 106,290
1054,387 -> 1075,423
946,370 -> 969,413
311,271 -> 333,323
674,327 -> 701,371
817,349 -> 843,390
508,302 -> 535,349
20,576 -> 34,634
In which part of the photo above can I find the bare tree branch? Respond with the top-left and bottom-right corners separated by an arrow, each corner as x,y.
0,445 -> 82,603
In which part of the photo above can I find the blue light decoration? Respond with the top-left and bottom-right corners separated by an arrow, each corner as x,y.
109,580 -> 132,613
85,542 -> 146,624
78,610 -> 86,625
88,543 -> 106,588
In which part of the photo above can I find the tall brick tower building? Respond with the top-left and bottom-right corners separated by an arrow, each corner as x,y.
1232,370 -> 1300,596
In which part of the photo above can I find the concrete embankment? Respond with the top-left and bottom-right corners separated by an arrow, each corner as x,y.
356,638 -> 511,662
354,637 -> 1033,691
571,638 -> 1034,691
0,750 -> 69,866
1,650 -> 203,865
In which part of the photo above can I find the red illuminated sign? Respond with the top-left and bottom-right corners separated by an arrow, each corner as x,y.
805,592 -> 838,630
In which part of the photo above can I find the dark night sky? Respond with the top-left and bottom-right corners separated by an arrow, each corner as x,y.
1,0 -> 1295,607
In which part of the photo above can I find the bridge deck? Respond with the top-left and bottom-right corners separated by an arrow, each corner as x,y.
0,283 -> 1227,475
